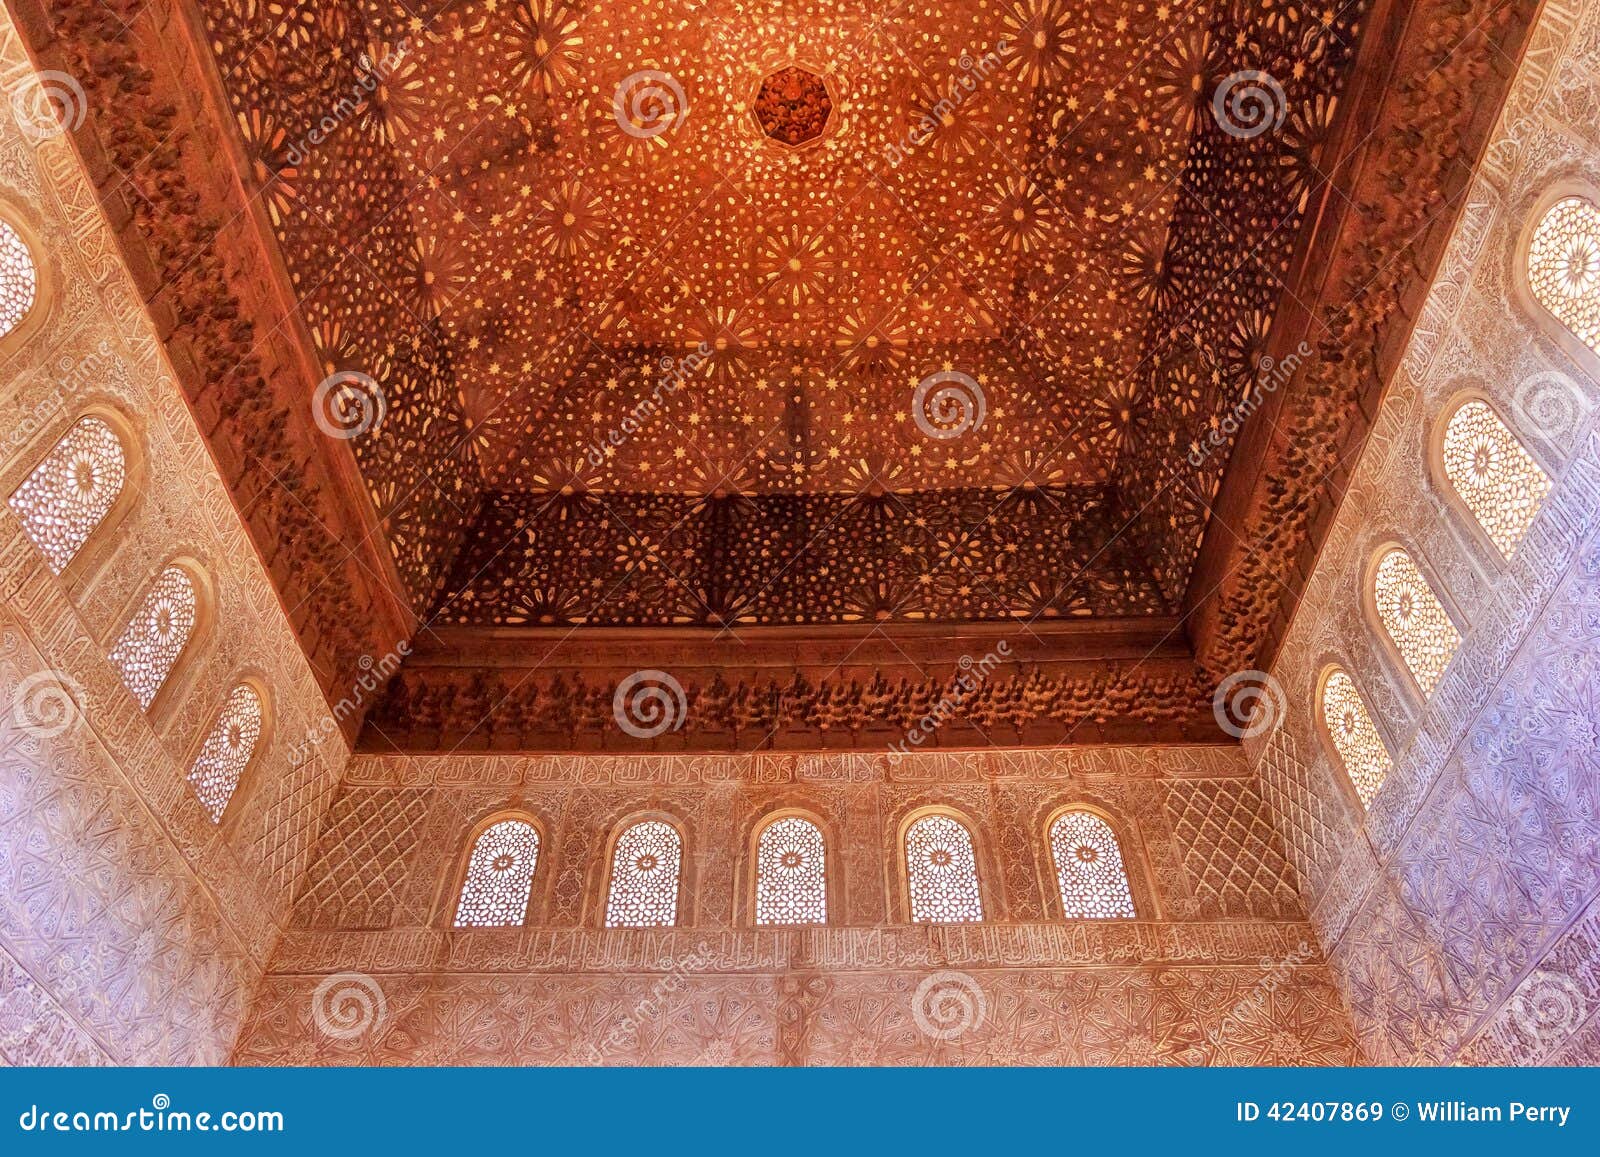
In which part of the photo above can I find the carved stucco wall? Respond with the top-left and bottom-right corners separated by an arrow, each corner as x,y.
232,746 -> 1358,1065
0,7 -> 350,1063
1248,0 -> 1600,1065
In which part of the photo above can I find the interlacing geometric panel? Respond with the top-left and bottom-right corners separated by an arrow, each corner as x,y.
1319,668 -> 1392,809
1440,401 -> 1551,558
754,815 -> 827,926
604,820 -> 682,928
904,813 -> 983,923
0,216 -> 37,339
454,819 -> 541,928
108,565 -> 198,709
186,683 -> 262,822
1372,548 -> 1461,696
1527,195 -> 1600,353
1049,811 -> 1136,918
7,416 -> 128,573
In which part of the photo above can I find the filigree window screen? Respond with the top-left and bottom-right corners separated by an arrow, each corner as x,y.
754,815 -> 827,925
186,683 -> 263,822
1319,668 -> 1393,809
109,565 -> 198,709
904,813 -> 984,923
1372,547 -> 1460,696
1049,810 -> 1136,918
605,820 -> 682,928
1439,400 -> 1551,558
8,416 -> 127,573
454,819 -> 542,927
0,217 -> 37,340
1527,195 -> 1600,354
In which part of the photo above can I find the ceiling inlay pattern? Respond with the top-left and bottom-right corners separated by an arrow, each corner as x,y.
189,0 -> 1369,630
434,486 -> 1168,626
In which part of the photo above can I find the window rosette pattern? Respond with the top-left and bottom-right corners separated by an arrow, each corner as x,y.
755,815 -> 827,925
109,565 -> 198,709
454,819 -> 541,927
605,820 -> 682,928
1527,195 -> 1600,353
904,813 -> 983,923
186,683 -> 262,822
8,417 -> 127,573
0,217 -> 37,339
1049,811 -> 1136,918
1320,668 -> 1392,809
1373,548 -> 1460,696
1440,401 -> 1550,558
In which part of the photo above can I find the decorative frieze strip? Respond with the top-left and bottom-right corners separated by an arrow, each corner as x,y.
341,744 -> 1248,789
266,919 -> 1322,976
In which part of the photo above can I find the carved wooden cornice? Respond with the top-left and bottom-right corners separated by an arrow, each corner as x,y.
361,619 -> 1220,751
1183,0 -> 1543,678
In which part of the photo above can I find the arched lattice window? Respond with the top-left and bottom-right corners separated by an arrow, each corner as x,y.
904,812 -> 983,923
1439,400 -> 1551,558
0,217 -> 38,340
1049,810 -> 1137,918
7,416 -> 128,573
1319,667 -> 1392,809
1527,195 -> 1600,353
605,819 -> 682,928
186,683 -> 262,822
109,565 -> 198,709
754,815 -> 827,925
454,818 -> 541,927
1372,547 -> 1460,696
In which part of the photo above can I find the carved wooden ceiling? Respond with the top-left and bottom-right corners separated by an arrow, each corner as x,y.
194,0 -> 1366,616
25,0 -> 1541,747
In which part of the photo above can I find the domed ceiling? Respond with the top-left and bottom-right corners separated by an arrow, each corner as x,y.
34,0 -> 1538,748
